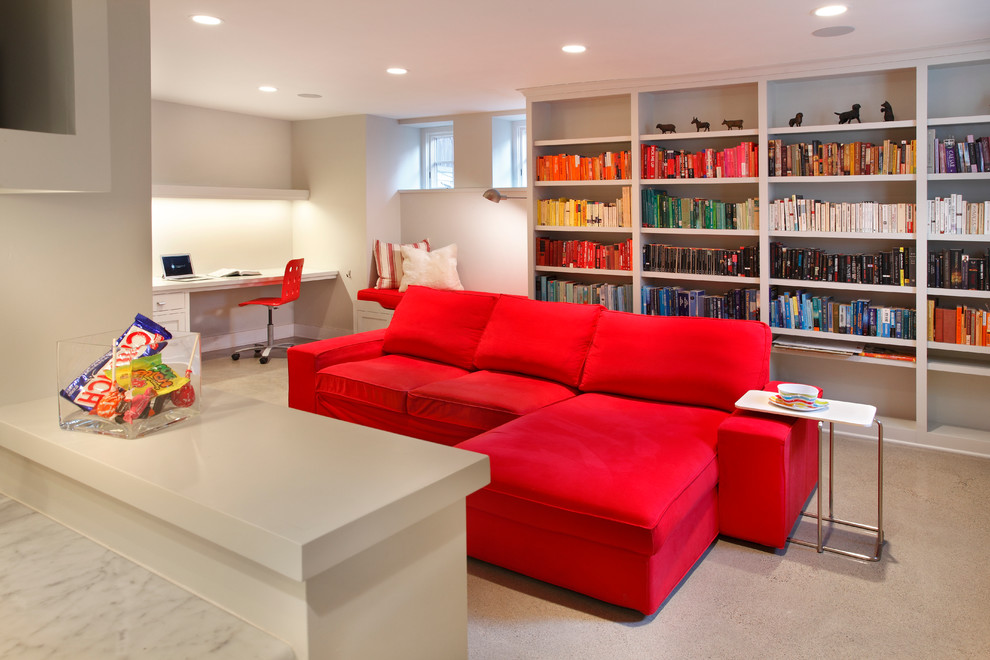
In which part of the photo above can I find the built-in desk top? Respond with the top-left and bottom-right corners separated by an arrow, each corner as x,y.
0,389 -> 490,582
152,268 -> 337,294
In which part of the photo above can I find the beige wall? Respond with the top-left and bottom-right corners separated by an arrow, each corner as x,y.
152,100 -> 292,188
0,0 -> 151,405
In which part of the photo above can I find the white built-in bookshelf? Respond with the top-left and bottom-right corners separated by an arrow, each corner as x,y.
524,47 -> 990,456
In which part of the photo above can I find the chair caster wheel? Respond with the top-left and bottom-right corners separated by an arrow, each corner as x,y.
260,356 -> 269,365
231,353 -> 240,361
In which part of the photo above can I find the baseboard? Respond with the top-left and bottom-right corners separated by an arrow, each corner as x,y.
201,324 -> 350,354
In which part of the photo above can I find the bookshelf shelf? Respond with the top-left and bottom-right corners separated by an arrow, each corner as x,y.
769,120 -> 917,136
534,266 -> 633,277
640,128 -> 759,142
642,272 -> 759,284
534,136 -> 632,147
928,342 -> 990,356
536,225 -> 632,233
769,231 -> 915,240
525,50 -> 990,455
927,114 -> 990,127
769,174 -> 917,183
773,327 -> 916,348
769,279 -> 916,294
644,228 -> 759,237
927,288 -> 990,299
535,180 -> 633,187
641,177 -> 759,185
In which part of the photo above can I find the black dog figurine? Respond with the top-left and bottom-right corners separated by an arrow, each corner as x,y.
834,104 -> 861,124
880,101 -> 895,121
788,112 -> 803,127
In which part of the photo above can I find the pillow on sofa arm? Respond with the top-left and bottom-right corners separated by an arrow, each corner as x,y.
373,238 -> 430,289
398,243 -> 464,292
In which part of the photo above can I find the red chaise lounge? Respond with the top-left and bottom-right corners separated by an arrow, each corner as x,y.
288,285 -> 818,614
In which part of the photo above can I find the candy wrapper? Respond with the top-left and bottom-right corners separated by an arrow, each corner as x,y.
60,314 -> 172,411
58,326 -> 201,439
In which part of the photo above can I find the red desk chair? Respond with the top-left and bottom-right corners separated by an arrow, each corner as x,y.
231,258 -> 304,364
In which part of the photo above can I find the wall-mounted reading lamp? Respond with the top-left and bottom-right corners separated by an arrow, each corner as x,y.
482,188 -> 526,203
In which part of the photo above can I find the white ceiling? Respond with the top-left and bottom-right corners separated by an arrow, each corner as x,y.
150,0 -> 990,122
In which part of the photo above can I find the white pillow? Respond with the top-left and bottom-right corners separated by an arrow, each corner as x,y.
398,243 -> 464,292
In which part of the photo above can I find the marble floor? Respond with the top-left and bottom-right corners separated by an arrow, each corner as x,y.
0,495 -> 293,659
202,345 -> 990,659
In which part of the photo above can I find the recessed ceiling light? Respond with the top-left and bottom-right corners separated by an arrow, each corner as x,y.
812,25 -> 855,37
562,44 -> 586,54
258,86 -> 278,93
190,15 -> 222,25
814,5 -> 848,17
386,67 -> 408,75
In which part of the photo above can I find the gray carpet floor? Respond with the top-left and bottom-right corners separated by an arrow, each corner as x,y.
203,345 -> 990,659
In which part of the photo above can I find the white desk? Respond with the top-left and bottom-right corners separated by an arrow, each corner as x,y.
151,268 -> 338,334
735,389 -> 884,562
0,388 -> 490,659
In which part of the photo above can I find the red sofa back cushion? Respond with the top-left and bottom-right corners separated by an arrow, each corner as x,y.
383,286 -> 498,369
474,297 -> 602,388
580,311 -> 771,412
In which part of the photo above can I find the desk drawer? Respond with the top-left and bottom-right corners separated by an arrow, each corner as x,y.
153,293 -> 186,313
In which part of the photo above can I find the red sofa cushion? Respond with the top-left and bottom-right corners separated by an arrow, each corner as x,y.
458,393 -> 724,556
357,287 -> 404,310
383,286 -> 499,369
474,297 -> 602,388
408,370 -> 578,432
580,311 -> 771,412
316,354 -> 468,413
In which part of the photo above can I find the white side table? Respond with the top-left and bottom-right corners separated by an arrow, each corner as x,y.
734,389 -> 884,561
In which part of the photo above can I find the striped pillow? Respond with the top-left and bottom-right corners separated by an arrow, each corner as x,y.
374,238 -> 430,289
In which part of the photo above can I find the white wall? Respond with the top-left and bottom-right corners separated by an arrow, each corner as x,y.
399,189 -> 528,295
152,100 -> 292,188
0,0 -> 151,405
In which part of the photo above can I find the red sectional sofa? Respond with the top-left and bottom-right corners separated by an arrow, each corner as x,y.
288,285 -> 819,614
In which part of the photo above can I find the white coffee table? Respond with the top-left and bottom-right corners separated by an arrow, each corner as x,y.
735,389 -> 884,561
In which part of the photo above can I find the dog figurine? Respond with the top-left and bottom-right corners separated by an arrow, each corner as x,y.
655,123 -> 676,134
880,101 -> 895,121
691,117 -> 710,132
834,104 -> 861,124
788,112 -> 803,127
721,119 -> 744,130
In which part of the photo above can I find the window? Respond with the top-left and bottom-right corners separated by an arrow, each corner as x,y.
422,126 -> 454,189
511,120 -> 527,187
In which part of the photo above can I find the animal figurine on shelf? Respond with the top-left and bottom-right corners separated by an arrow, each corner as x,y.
881,101 -> 895,121
721,119 -> 744,130
655,122 -> 676,134
691,117 -> 710,132
788,112 -> 804,127
834,103 -> 861,124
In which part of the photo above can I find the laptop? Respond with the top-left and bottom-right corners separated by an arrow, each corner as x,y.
161,253 -> 205,280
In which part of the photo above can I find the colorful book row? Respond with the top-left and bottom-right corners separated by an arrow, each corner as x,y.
536,151 -> 631,181
770,243 -> 915,286
641,189 -> 759,230
534,276 -> 633,312
767,196 -> 916,233
928,248 -> 989,291
928,302 -> 990,346
770,289 -> 917,339
768,138 -> 917,176
928,196 -> 990,235
535,237 -> 633,271
643,244 -> 759,277
536,189 -> 632,227
640,143 -> 758,179
641,285 -> 759,320
928,133 -> 989,174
